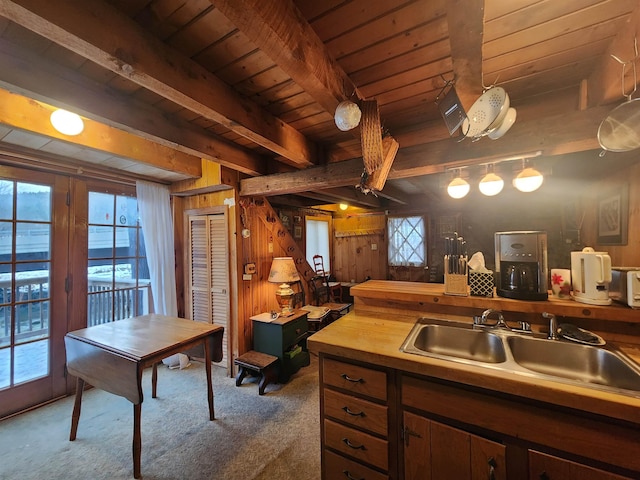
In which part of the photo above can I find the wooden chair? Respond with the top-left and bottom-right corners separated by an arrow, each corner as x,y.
312,255 -> 342,302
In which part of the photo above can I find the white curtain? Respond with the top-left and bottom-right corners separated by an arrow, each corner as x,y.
136,180 -> 178,317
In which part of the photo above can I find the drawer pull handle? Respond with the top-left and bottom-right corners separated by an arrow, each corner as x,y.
342,470 -> 364,480
342,406 -> 365,417
342,437 -> 366,450
341,373 -> 364,383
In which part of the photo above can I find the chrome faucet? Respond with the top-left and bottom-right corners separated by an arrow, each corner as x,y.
543,312 -> 559,340
479,308 -> 507,328
475,309 -> 532,333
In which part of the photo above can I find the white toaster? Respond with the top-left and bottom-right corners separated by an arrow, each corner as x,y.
610,268 -> 640,309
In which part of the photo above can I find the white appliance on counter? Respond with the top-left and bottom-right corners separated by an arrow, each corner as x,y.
610,268 -> 640,309
570,247 -> 612,305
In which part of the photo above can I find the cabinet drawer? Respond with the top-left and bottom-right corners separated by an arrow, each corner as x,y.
529,450 -> 632,480
282,315 -> 308,347
324,449 -> 388,480
323,358 -> 387,401
324,418 -> 388,471
324,388 -> 388,436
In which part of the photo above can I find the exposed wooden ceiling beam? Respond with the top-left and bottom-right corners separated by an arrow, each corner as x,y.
446,0 -> 485,111
587,4 -> 640,107
0,39 -> 267,176
0,0 -> 316,168
239,105 -> 608,196
211,0 -> 361,114
0,88 -> 202,178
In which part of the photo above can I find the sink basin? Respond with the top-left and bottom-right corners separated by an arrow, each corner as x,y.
400,317 -> 640,397
507,335 -> 640,392
402,323 -> 507,363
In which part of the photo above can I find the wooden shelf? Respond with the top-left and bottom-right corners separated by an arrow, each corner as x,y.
351,280 -> 639,323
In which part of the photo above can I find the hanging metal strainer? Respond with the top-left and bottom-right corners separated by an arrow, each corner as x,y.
597,39 -> 640,153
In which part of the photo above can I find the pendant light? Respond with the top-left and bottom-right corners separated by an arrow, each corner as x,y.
50,108 -> 84,136
447,170 -> 470,199
478,164 -> 504,196
513,160 -> 544,192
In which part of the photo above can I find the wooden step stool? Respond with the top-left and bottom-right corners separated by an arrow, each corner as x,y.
234,350 -> 279,395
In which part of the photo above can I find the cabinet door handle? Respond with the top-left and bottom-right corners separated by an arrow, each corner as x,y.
342,470 -> 364,480
488,457 -> 497,480
342,437 -> 366,450
340,373 -> 364,383
342,406 -> 365,417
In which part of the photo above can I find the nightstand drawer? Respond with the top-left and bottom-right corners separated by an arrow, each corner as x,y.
281,314 -> 308,347
324,450 -> 388,480
323,358 -> 387,401
324,418 -> 388,471
324,388 -> 388,436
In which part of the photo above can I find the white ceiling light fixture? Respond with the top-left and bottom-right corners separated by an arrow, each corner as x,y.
513,160 -> 544,192
334,100 -> 361,131
447,170 -> 470,199
479,165 -> 504,196
50,108 -> 84,136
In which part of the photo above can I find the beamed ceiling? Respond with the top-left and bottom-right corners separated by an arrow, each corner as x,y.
0,0 -> 639,209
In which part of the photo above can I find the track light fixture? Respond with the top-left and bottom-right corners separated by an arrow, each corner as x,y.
513,160 -> 544,192
478,164 -> 504,196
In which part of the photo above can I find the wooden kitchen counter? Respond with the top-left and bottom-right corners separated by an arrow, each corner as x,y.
308,311 -> 640,425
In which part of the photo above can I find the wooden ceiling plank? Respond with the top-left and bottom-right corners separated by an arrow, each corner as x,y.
446,0 -> 484,111
211,0 -> 360,114
0,0 -> 316,167
587,3 -> 640,106
0,39 -> 266,176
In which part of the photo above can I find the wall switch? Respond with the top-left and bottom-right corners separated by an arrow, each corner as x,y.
268,242 -> 273,253
371,243 -> 377,250
242,274 -> 252,281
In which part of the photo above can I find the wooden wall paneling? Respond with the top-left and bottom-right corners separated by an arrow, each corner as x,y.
334,214 -> 387,282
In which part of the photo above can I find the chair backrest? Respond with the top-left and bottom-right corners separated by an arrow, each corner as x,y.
312,254 -> 327,276
309,275 -> 330,306
290,280 -> 305,309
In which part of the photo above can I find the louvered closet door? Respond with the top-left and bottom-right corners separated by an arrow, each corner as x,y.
188,214 -> 229,368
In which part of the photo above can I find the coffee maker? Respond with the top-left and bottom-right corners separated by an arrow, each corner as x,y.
495,231 -> 548,300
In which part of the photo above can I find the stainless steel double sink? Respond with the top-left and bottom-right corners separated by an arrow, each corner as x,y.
400,317 -> 640,397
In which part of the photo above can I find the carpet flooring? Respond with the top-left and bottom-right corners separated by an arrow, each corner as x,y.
0,355 -> 321,480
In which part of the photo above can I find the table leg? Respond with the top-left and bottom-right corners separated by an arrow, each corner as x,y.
152,362 -> 158,398
133,402 -> 142,479
69,377 -> 85,441
204,338 -> 214,420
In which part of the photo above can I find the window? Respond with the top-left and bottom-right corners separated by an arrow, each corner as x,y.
387,216 -> 426,267
87,191 -> 150,325
305,216 -> 331,272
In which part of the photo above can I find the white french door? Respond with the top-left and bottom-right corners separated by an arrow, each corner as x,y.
0,165 -> 69,418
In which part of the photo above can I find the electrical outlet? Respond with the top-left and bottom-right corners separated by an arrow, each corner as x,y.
268,242 -> 273,253
242,274 -> 252,281
371,243 -> 377,250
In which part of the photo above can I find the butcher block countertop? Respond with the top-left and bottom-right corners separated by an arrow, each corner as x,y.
308,280 -> 640,425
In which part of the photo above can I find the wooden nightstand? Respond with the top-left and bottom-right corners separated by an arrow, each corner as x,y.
251,310 -> 310,383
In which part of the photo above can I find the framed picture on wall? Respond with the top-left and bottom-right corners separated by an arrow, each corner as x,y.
597,184 -> 628,245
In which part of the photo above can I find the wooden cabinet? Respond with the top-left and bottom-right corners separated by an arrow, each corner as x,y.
403,411 -> 506,480
320,356 -> 394,480
251,310 -> 309,383
529,451 -> 632,480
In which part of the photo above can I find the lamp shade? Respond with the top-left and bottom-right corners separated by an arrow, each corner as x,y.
268,257 -> 300,284
334,100 -> 362,131
447,177 -> 470,199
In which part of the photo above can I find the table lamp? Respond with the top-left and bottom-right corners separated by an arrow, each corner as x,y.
268,257 -> 300,316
